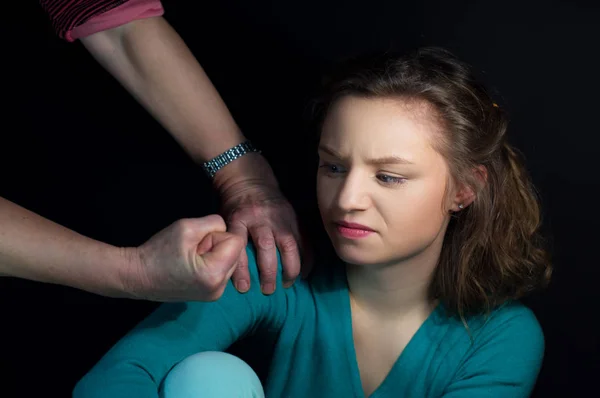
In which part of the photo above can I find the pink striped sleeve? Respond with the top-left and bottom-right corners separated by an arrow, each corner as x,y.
71,0 -> 164,41
39,0 -> 164,42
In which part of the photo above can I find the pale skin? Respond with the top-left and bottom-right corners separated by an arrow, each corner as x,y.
0,200 -> 244,301
0,16 -> 302,301
317,96 -> 477,396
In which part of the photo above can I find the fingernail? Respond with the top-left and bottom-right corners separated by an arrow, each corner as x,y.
261,283 -> 275,295
236,280 -> 249,293
283,280 -> 294,289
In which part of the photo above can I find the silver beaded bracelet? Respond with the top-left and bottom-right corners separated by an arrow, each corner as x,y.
201,140 -> 261,178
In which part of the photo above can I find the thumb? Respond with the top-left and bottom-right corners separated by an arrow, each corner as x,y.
197,232 -> 245,274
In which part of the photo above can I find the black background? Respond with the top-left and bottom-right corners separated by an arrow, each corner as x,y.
1,0 -> 599,396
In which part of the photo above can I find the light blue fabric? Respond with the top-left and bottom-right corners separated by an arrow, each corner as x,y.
160,352 -> 264,398
73,244 -> 545,398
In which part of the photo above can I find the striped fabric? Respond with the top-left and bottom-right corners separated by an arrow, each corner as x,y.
39,0 -> 129,41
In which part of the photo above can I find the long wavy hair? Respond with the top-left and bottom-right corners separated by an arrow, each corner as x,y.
312,47 -> 552,319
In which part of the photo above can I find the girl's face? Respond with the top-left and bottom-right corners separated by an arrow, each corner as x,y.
317,96 -> 460,268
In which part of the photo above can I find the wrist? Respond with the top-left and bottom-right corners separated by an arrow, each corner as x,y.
194,132 -> 247,166
79,244 -> 137,299
113,246 -> 146,300
51,242 -> 135,299
201,140 -> 260,179
212,152 -> 279,196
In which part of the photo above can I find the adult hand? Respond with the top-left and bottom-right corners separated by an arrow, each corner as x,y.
124,215 -> 245,302
214,153 -> 308,295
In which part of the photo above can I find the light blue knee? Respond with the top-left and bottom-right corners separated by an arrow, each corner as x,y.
160,351 -> 265,398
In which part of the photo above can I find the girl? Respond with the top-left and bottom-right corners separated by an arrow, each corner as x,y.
74,47 -> 551,398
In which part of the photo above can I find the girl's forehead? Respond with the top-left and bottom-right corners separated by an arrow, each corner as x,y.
319,97 -> 442,161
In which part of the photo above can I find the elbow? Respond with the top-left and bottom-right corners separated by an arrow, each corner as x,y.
72,361 -> 159,398
79,17 -> 166,82
79,25 -> 127,64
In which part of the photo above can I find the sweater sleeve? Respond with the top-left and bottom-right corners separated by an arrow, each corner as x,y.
39,0 -> 164,42
441,303 -> 545,398
72,244 -> 289,398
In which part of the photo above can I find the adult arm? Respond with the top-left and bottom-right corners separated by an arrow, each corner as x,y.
0,196 -> 128,296
0,197 -> 243,301
80,15 -> 304,293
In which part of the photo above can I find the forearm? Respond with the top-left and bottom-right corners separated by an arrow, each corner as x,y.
80,16 -> 246,166
0,196 -> 130,297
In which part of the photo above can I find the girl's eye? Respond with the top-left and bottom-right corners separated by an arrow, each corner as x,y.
319,163 -> 346,174
377,174 -> 406,185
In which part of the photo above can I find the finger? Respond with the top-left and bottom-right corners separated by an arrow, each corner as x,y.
276,233 -> 301,288
230,249 -> 250,293
251,225 -> 278,295
211,251 -> 244,300
197,232 -> 245,301
186,214 -> 227,244
198,232 -> 244,276
224,250 -> 243,282
227,221 -> 251,293
281,218 -> 313,281
196,230 -> 239,256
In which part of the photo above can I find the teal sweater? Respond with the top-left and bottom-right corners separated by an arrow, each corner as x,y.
74,245 -> 544,397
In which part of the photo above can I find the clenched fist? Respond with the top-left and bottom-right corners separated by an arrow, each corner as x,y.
122,215 -> 245,302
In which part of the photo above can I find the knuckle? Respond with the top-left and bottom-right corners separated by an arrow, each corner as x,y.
235,261 -> 248,272
206,217 -> 226,233
279,236 -> 298,253
209,214 -> 226,228
227,207 -> 247,222
259,267 -> 277,280
230,234 -> 245,248
256,234 -> 276,250
176,219 -> 195,237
